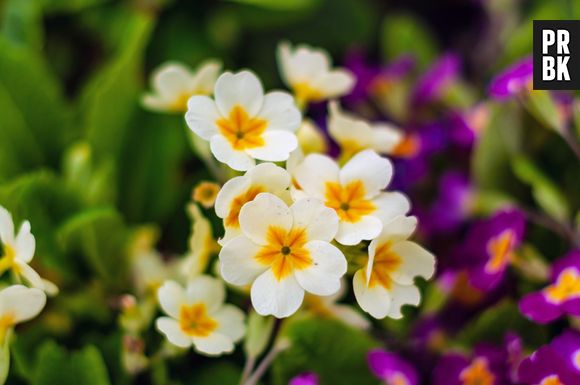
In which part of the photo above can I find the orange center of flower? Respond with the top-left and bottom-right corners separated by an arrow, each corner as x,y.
459,358 -> 495,385
193,182 -> 221,208
544,268 -> 580,304
389,373 -> 410,385
254,226 -> 312,281
485,229 -> 515,273
367,242 -> 401,290
216,105 -> 268,150
324,180 -> 375,223
225,185 -> 265,228
574,350 -> 580,370
540,374 -> 564,385
391,134 -> 420,158
293,82 -> 323,104
178,303 -> 218,337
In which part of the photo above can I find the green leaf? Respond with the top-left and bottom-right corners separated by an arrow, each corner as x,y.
272,318 -> 377,385
244,311 -> 275,358
41,0 -> 111,14
224,0 -> 321,10
57,207 -> 129,287
189,362 -> 242,385
524,90 -> 562,132
0,0 -> 43,50
381,13 -> 437,69
33,341 -> 110,385
512,155 -> 569,220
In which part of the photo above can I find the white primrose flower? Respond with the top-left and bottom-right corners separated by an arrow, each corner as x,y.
277,42 -> 355,105
0,285 -> 46,343
156,276 -> 245,356
328,101 -> 403,158
142,60 -> 222,113
353,216 -> 435,319
186,70 -> 301,171
0,206 -> 57,295
219,193 -> 347,318
294,150 -> 410,245
215,163 -> 291,245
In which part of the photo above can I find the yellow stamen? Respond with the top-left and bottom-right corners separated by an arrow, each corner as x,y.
366,241 -> 401,289
391,135 -> 420,158
216,105 -> 268,150
292,82 -> 323,105
193,181 -> 221,209
459,358 -> 495,385
178,303 -> 218,337
390,373 -> 410,385
485,230 -> 515,273
225,185 -> 265,228
254,226 -> 312,281
0,243 -> 18,275
540,375 -> 564,385
324,180 -> 375,223
544,268 -> 580,304
0,313 -> 15,344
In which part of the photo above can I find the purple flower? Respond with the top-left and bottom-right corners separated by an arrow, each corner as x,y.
433,347 -> 509,385
424,171 -> 473,234
463,210 -> 526,291
488,57 -> 533,100
289,372 -> 318,385
518,331 -> 580,385
519,250 -> 580,324
368,349 -> 419,385
412,53 -> 461,105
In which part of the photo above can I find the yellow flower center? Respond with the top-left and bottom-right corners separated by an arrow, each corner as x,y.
169,92 -> 193,112
324,180 -> 375,223
0,243 -> 19,275
367,241 -> 401,290
0,313 -> 15,344
292,82 -> 323,105
225,185 -> 265,228
485,229 -> 515,273
459,358 -> 495,385
178,303 -> 218,337
193,181 -> 221,208
540,375 -> 564,385
254,226 -> 312,281
216,105 -> 268,150
544,268 -> 580,304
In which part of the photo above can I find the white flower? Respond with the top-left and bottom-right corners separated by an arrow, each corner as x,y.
182,203 -> 218,278
353,216 -> 435,319
0,207 -> 56,295
296,119 -> 328,154
156,276 -> 245,356
131,250 -> 179,298
219,193 -> 347,318
294,150 -> 410,245
277,42 -> 355,105
142,60 -> 222,113
328,101 -> 403,158
215,163 -> 291,245
0,285 -> 46,343
186,71 -> 301,171
304,282 -> 370,330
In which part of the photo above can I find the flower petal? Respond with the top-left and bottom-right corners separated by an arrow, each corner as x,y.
245,130 -> 298,162
372,124 -> 404,153
339,150 -> 392,197
0,285 -> 46,324
335,215 -> 383,246
192,332 -> 234,356
185,275 -> 225,313
259,91 -> 301,132
239,193 -> 292,245
311,70 -> 355,98
0,206 -> 14,246
18,262 -> 44,290
214,175 -> 252,219
213,304 -> 246,342
156,317 -> 191,348
246,162 -> 291,193
219,235 -> 267,285
389,241 -> 436,285
151,63 -> 193,98
210,135 -> 256,171
387,283 -> 421,319
15,221 -> 35,263
185,95 -> 221,140
157,280 -> 186,318
251,269 -> 304,318
294,154 -> 340,200
373,192 -> 411,223
353,270 -> 391,319
376,215 -> 417,243
294,240 -> 346,296
214,71 -> 264,117
290,198 -> 338,242
519,292 -> 563,324
190,60 -> 222,94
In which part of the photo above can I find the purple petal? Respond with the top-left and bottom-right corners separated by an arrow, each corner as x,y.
519,291 -> 563,324
289,373 -> 318,385
551,330 -> 580,374
432,354 -> 469,385
488,57 -> 533,100
551,250 -> 580,281
412,53 -> 461,105
367,349 -> 419,385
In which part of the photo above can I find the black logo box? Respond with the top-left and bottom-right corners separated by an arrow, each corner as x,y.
533,20 -> 580,90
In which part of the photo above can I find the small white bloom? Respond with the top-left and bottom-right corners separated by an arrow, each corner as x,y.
156,276 -> 245,356
277,41 -> 355,105
353,216 -> 435,319
0,285 -> 46,343
328,101 -> 403,158
304,282 -> 370,330
296,119 -> 327,154
142,60 -> 222,113
131,250 -> 179,298
294,150 -> 410,245
0,206 -> 56,294
186,71 -> 301,171
219,193 -> 347,318
215,163 -> 291,245
182,203 -> 218,278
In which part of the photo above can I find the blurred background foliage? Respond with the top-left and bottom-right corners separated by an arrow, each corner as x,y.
0,0 -> 579,384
